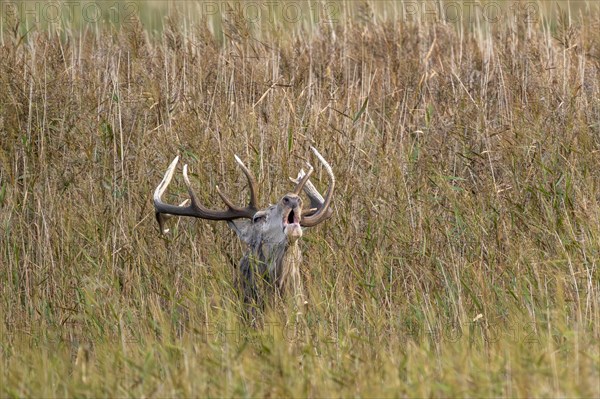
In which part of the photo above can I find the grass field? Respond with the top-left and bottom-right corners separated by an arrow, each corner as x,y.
1,1 -> 599,397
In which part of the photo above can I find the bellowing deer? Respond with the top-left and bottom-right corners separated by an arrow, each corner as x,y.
153,147 -> 334,314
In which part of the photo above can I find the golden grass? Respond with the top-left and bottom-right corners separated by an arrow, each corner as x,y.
1,1 -> 599,397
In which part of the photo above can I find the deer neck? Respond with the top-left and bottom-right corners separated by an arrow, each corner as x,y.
276,241 -> 303,301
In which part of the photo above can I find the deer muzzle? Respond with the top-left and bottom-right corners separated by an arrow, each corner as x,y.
283,206 -> 302,240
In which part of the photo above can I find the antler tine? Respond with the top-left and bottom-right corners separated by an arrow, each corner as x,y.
300,146 -> 335,227
154,156 -> 180,204
293,162 -> 314,195
182,164 -> 201,208
154,156 -> 181,234
215,156 -> 258,211
234,155 -> 258,209
153,155 -> 259,234
290,169 -> 322,216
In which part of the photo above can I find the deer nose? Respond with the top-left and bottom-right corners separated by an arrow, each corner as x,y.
283,195 -> 301,208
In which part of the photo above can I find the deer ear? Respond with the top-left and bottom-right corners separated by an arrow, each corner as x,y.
227,220 -> 255,244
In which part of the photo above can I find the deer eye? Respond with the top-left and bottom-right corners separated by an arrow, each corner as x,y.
253,214 -> 266,223
283,197 -> 290,205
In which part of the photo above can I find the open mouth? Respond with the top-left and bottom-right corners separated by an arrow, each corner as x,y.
283,208 -> 300,226
283,207 -> 303,239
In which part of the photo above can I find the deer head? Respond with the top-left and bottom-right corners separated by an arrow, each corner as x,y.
153,147 -> 334,312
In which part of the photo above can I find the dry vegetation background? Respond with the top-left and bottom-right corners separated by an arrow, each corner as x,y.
1,1 -> 599,397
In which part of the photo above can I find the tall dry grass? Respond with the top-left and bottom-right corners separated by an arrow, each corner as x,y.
1,1 -> 599,397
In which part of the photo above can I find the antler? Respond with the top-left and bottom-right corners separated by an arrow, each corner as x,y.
154,155 -> 259,234
296,146 -> 335,227
293,163 -> 314,195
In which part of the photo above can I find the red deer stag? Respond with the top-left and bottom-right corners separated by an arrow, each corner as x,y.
154,147 -> 334,313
